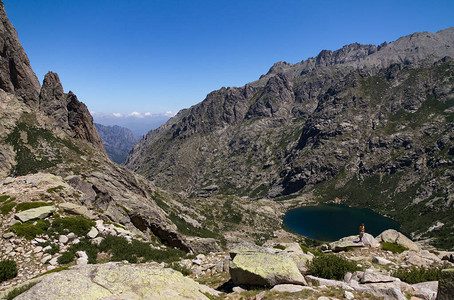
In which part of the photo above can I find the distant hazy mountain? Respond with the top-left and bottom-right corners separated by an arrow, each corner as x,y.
93,113 -> 171,136
94,123 -> 141,164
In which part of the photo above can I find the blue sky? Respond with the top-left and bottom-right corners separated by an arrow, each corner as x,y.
4,0 -> 454,116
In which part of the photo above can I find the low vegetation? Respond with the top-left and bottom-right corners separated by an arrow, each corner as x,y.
0,260 -> 18,283
50,216 -> 95,236
15,202 -> 52,212
58,239 -> 97,264
11,220 -> 50,240
4,282 -> 38,300
307,254 -> 361,280
380,242 -> 408,254
392,266 -> 445,284
0,200 -> 16,215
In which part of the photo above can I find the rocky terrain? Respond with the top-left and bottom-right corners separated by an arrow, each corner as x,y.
125,27 -> 454,249
1,0 -> 454,298
94,123 -> 141,164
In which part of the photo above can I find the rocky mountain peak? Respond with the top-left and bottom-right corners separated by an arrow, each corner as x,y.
0,0 -> 40,106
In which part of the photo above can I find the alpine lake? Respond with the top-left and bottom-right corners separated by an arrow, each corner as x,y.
283,203 -> 400,242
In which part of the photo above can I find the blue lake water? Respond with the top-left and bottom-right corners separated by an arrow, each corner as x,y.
283,203 -> 400,242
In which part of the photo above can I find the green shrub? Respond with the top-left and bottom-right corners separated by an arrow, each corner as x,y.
57,251 -> 75,264
11,220 -> 50,239
392,266 -> 444,284
299,244 -> 323,256
307,254 -> 361,280
381,242 -> 408,254
15,202 -> 52,212
0,260 -> 18,282
1,201 -> 16,215
58,239 -> 98,265
46,244 -> 60,255
169,262 -> 192,276
51,216 -> 95,236
5,281 -> 38,300
99,235 -> 186,264
0,195 -> 10,202
46,185 -> 64,193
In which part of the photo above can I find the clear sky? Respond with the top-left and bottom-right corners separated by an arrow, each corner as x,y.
4,0 -> 454,116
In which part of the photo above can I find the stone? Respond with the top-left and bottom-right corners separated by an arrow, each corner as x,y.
58,202 -> 96,220
49,257 -> 59,266
376,229 -> 420,252
230,250 -> 307,287
71,238 -> 81,245
412,281 -> 437,300
67,232 -> 76,239
87,227 -> 98,239
41,255 -> 52,264
232,286 -> 246,293
186,237 -> 221,254
271,284 -> 315,293
42,246 -> 52,252
437,268 -> 454,300
91,237 -> 104,246
76,251 -> 88,265
360,269 -> 400,284
3,232 -> 14,239
14,206 -> 55,223
59,235 -> 69,244
33,246 -> 43,253
344,290 -> 355,300
306,275 -> 354,290
14,263 -> 216,299
372,256 -> 392,265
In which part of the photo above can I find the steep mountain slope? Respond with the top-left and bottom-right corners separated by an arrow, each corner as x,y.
94,123 -> 140,164
0,0 -> 211,253
126,28 -> 454,248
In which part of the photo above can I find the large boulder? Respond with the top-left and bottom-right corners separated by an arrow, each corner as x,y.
58,202 -> 96,220
13,263 -> 218,300
229,243 -> 307,287
375,229 -> 420,252
437,268 -> 454,300
186,237 -> 222,254
14,205 -> 55,222
329,233 -> 379,251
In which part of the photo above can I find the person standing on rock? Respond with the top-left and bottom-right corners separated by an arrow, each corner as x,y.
359,223 -> 365,242
13,169 -> 18,178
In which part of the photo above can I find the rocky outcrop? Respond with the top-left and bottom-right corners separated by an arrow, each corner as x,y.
38,72 -> 106,154
0,0 -> 40,106
14,206 -> 55,222
13,263 -> 218,300
376,229 -> 420,252
229,243 -> 307,287
329,233 -> 380,251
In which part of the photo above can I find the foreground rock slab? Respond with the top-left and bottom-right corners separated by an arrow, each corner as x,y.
14,263 -> 217,300
14,206 -> 55,222
229,243 -> 307,287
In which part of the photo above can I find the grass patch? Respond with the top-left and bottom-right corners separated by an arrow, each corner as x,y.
273,244 -> 286,250
46,185 -> 64,193
168,213 -> 219,239
0,260 -> 18,283
11,219 -> 50,240
51,216 -> 95,236
392,266 -> 445,284
300,244 -> 323,256
0,195 -> 10,202
307,254 -> 361,280
0,201 -> 16,215
15,202 -> 52,212
58,239 -> 98,264
99,235 -> 186,264
4,281 -> 38,300
381,242 -> 408,254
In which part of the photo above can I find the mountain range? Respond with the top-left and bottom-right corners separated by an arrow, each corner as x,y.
125,27 -> 454,248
